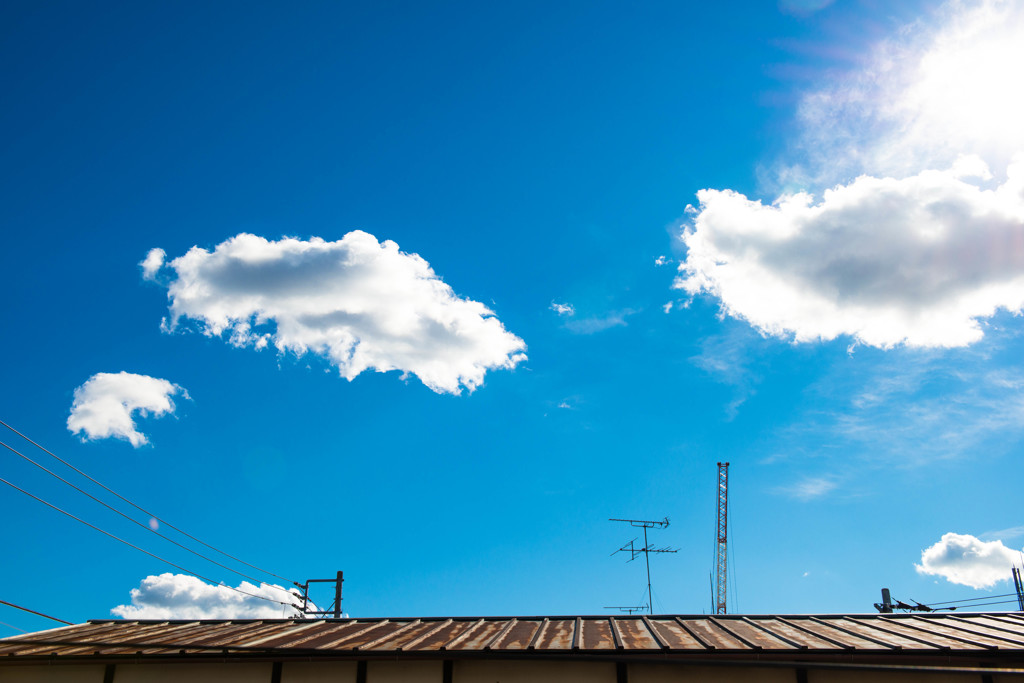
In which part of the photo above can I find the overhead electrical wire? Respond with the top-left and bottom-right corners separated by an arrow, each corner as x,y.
0,475 -> 299,611
0,438 -> 270,587
0,598 -> 72,625
926,592 -> 1019,607
0,418 -> 297,587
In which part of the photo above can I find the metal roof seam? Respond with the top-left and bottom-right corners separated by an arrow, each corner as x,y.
401,619 -> 453,651
608,618 -> 624,650
841,617 -> 947,650
526,618 -> 549,651
708,618 -> 761,650
774,618 -> 853,651
810,617 -> 900,650
319,619 -> 391,651
913,616 -> 1024,649
740,617 -> 806,650
442,618 -> 484,651
366,620 -> 421,651
672,618 -> 714,650
484,619 -> 517,651
639,617 -> 669,650
940,616 -> 1024,647
572,617 -> 582,651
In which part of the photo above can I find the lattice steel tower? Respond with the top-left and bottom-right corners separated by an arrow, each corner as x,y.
715,462 -> 729,615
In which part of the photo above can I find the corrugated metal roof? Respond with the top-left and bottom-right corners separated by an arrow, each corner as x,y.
3,613 -> 1024,661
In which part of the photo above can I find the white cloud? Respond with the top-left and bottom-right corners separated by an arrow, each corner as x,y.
67,372 -> 187,447
916,533 -> 1021,589
140,248 -> 166,281
982,525 -> 1024,542
111,573 -> 304,619
679,0 -> 1024,349
550,301 -> 575,316
781,477 -> 837,501
563,309 -> 635,334
676,163 -> 1024,348
152,232 -> 526,395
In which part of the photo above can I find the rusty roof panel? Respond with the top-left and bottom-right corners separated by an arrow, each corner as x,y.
532,619 -> 574,650
833,617 -> 941,650
645,619 -> 705,649
581,618 -> 615,650
756,618 -> 841,649
416,619 -> 477,651
679,618 -> 747,649
250,621 -> 341,649
446,619 -> 508,651
904,616 -> 1020,649
613,618 -> 660,650
797,617 -> 896,649
715,618 -> 797,649
490,619 -> 540,650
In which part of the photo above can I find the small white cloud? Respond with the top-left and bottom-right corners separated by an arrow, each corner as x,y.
981,525 -> 1024,542
550,301 -> 575,316
151,232 -> 526,395
663,302 -> 674,314
655,255 -> 670,266
563,309 -> 635,334
557,401 -> 572,409
676,163 -> 1024,349
782,477 -> 837,501
140,248 -> 166,281
916,533 -> 1021,589
111,573 -> 304,619
67,372 -> 187,447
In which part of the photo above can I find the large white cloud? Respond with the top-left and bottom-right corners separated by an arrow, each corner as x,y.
915,533 -> 1022,589
677,0 -> 1024,349
144,231 -> 526,395
67,372 -> 187,447
676,162 -> 1024,348
111,573 -> 304,619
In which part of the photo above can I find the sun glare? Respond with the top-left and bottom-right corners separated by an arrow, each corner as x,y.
904,3 -> 1024,156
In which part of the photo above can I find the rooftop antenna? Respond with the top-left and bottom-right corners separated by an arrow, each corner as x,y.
1013,567 -> 1024,611
610,517 -> 677,615
714,462 -> 729,615
603,605 -> 649,615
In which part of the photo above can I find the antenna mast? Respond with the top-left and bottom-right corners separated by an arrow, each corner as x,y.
715,462 -> 729,615
610,517 -> 677,615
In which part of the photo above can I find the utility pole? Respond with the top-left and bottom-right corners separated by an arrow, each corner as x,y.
296,571 -> 344,618
610,517 -> 677,615
715,462 -> 729,615
1013,568 -> 1024,612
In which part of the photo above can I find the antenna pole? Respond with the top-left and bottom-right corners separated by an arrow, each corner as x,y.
1013,567 -> 1024,612
715,462 -> 729,615
643,526 -> 653,615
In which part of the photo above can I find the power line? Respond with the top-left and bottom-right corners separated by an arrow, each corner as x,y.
0,598 -> 72,625
0,475 -> 299,611
0,418 -> 297,586
0,620 -> 28,634
0,438 -> 272,587
927,593 -> 1019,607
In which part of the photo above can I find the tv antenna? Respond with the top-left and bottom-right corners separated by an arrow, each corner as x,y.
610,517 -> 677,615
603,604 -> 649,614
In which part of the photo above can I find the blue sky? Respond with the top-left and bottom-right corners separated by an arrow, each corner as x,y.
3,0 -> 1024,631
